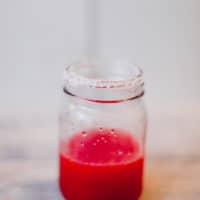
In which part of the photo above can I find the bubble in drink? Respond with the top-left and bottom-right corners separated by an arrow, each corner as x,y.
111,129 -> 115,134
98,128 -> 103,132
82,131 -> 87,137
80,142 -> 84,147
118,150 -> 123,156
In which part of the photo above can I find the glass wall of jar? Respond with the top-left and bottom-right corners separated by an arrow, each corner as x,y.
59,60 -> 147,200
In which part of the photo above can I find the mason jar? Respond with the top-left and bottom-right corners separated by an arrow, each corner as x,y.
59,60 -> 147,200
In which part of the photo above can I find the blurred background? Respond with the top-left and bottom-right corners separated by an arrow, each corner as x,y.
0,0 -> 200,118
0,0 -> 200,199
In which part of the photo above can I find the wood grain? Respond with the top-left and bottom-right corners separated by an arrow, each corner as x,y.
0,110 -> 200,199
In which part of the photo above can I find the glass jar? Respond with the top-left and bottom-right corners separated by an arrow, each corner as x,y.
59,60 -> 147,200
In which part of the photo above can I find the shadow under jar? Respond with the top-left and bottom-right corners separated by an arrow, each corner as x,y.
59,60 -> 147,200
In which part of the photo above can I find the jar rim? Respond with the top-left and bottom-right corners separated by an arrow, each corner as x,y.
63,59 -> 144,103
64,59 -> 144,89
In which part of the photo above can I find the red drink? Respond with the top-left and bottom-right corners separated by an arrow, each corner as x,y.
59,128 -> 144,200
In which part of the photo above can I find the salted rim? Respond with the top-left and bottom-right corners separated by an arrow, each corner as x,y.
64,61 -> 144,89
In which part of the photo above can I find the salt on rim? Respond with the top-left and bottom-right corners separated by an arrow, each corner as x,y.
64,61 -> 144,90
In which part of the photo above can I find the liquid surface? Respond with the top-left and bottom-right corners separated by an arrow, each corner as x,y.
59,128 -> 144,200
